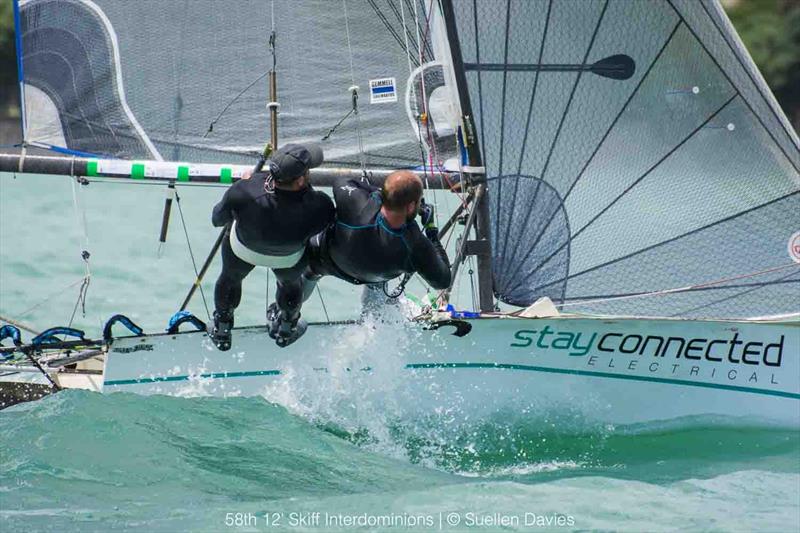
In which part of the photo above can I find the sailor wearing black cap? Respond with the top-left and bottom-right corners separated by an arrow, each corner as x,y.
210,144 -> 334,349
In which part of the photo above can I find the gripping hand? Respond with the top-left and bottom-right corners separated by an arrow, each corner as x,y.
419,198 -> 436,230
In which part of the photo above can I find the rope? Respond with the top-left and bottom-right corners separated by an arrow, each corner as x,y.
174,190 -> 211,321
0,315 -> 40,335
557,262 -> 800,309
316,285 -> 331,323
15,277 -> 87,319
68,175 -> 92,327
266,269 -> 271,310
400,0 -> 436,189
67,276 -> 90,328
467,256 -> 478,311
202,71 -> 270,138
341,0 -> 367,172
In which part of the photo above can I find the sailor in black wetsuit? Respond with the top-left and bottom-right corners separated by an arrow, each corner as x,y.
210,144 -> 334,349
303,169 -> 451,306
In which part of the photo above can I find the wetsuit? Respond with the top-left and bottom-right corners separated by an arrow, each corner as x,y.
212,174 -> 334,321
305,178 -> 451,294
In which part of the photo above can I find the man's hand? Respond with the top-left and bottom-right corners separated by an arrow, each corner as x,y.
419,198 -> 436,230
241,170 -> 253,180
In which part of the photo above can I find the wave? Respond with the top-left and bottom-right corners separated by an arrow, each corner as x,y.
1,390 -> 798,532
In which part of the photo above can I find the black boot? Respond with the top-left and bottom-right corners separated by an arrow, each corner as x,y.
267,303 -> 307,348
210,310 -> 234,351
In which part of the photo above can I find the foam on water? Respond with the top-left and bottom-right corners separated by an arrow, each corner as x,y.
2,390 -> 797,532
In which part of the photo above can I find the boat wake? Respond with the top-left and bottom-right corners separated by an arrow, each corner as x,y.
1,387 -> 798,531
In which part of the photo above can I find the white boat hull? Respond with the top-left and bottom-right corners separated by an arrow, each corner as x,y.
101,315 -> 800,427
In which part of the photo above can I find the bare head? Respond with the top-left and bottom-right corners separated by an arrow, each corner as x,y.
381,170 -> 423,219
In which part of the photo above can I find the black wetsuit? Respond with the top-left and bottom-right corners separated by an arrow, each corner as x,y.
212,175 -> 334,321
305,178 -> 451,292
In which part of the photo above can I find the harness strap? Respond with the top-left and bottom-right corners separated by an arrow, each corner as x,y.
0,324 -> 22,347
167,311 -> 207,334
103,314 -> 144,341
31,326 -> 86,347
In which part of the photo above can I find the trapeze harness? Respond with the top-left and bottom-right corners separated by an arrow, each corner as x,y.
212,175 -> 335,269
310,179 -> 451,290
229,220 -> 304,268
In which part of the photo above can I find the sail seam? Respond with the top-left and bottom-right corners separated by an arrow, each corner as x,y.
501,0 -> 609,284
560,22 -> 682,206
504,0 -> 610,272
557,263 -> 800,308
698,0 -> 800,153
564,278 -> 800,302
539,0 -> 610,182
499,21 -> 684,294
666,0 -> 800,174
668,269 -> 800,318
366,0 -> 420,67
470,0 -> 487,184
76,0 -> 162,161
532,189 -> 799,293
518,93 -> 739,287
496,0 -> 554,277
495,0 -> 512,239
12,0 -> 27,141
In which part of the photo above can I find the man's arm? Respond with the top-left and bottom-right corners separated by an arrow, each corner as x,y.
410,227 -> 452,290
332,177 -> 379,209
211,184 -> 240,227
309,192 -> 336,236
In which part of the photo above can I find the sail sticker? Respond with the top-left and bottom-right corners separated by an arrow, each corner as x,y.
369,77 -> 397,104
789,231 -> 800,264
96,160 -> 133,176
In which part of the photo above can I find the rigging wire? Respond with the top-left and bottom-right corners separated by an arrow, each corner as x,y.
14,277 -> 88,319
556,262 -> 800,310
316,285 -> 331,323
366,0 -> 419,67
467,256 -> 478,311
174,190 -> 211,321
341,0 -> 367,173
68,175 -> 92,327
202,71 -> 270,139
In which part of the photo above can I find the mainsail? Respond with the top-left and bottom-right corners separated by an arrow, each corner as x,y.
448,0 -> 800,318
15,0 -> 458,169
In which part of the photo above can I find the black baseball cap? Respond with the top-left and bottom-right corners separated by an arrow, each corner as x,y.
268,143 -> 324,183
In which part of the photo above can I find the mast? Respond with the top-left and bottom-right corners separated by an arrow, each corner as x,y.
439,0 -> 494,312
267,31 -> 279,152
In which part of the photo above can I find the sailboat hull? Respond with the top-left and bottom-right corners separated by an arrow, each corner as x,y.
100,315 -> 799,427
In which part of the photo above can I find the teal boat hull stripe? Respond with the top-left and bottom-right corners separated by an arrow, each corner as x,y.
105,369 -> 281,386
105,362 -> 799,400
405,362 -> 800,400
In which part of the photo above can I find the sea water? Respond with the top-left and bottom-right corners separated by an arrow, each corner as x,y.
1,172 -> 799,532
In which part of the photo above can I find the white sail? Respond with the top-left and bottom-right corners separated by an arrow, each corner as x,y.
449,0 -> 799,319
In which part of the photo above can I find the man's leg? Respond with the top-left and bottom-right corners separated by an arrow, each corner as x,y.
211,235 -> 255,350
269,257 -> 308,346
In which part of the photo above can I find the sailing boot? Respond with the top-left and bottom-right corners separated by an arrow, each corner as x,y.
209,310 -> 234,351
267,303 -> 307,348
